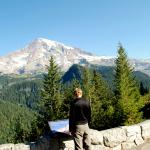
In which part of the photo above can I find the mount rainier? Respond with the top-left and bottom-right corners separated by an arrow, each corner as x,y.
0,38 -> 150,75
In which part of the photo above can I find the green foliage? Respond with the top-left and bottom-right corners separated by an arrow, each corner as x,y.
62,64 -> 82,83
134,71 -> 150,91
0,75 -> 42,110
39,57 -> 63,132
62,65 -> 115,130
81,66 -> 92,100
0,56 -> 150,144
92,65 -> 115,89
89,70 -> 115,130
61,78 -> 81,119
0,100 -> 39,144
114,44 -> 143,125
139,82 -> 149,95
62,64 -> 150,91
140,93 -> 150,119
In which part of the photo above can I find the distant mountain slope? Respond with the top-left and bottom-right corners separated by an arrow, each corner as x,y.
0,38 -> 150,75
0,74 -> 42,110
62,64 -> 150,90
0,65 -> 150,112
0,38 -> 113,74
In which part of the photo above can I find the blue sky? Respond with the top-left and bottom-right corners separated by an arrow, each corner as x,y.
0,0 -> 150,58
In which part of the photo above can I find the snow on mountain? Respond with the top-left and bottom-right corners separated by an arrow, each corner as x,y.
0,38 -> 150,75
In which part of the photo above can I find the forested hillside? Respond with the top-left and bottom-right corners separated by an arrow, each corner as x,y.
0,61 -> 150,143
62,64 -> 150,90
0,65 -> 150,111
0,100 -> 38,144
0,74 -> 42,110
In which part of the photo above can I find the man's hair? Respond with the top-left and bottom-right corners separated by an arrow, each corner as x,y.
74,88 -> 82,96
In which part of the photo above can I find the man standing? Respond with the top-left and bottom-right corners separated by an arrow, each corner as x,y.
69,88 -> 91,150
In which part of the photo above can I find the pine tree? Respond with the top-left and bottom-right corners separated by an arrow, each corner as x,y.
140,82 -> 149,95
114,44 -> 142,125
90,70 -> 114,130
61,77 -> 81,118
39,56 -> 63,131
81,66 -> 92,100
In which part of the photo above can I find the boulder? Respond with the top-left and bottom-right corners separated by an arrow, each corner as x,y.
110,144 -> 121,150
15,144 -> 30,150
123,124 -> 144,145
90,129 -> 103,145
102,127 -> 126,148
0,144 -> 14,150
121,142 -> 136,150
140,120 -> 150,140
91,145 -> 109,150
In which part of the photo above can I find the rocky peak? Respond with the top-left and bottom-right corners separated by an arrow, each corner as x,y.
0,38 -> 150,75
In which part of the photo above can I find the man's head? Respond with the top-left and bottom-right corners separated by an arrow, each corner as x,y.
74,88 -> 82,98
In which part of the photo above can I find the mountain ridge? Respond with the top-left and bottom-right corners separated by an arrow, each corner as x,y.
0,38 -> 150,75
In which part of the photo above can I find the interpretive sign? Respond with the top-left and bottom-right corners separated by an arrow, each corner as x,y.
48,119 -> 69,133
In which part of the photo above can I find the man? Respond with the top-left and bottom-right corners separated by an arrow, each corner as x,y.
69,88 -> 91,150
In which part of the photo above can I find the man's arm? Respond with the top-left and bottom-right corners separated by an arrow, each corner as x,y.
87,101 -> 91,125
69,102 -> 75,132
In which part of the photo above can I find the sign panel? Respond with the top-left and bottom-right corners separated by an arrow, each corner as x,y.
48,119 -> 69,133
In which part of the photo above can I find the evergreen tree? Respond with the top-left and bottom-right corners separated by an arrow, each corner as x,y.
140,82 -> 149,95
90,70 -> 114,130
61,77 -> 81,119
114,44 -> 142,125
81,66 -> 92,100
39,57 -> 63,132
0,100 -> 39,144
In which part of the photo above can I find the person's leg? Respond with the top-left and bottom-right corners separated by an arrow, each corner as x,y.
83,124 -> 91,150
74,125 -> 84,150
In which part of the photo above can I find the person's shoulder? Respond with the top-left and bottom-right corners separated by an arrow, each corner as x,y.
82,98 -> 89,101
81,98 -> 90,104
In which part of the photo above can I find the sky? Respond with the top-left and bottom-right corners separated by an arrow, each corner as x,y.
0,0 -> 150,59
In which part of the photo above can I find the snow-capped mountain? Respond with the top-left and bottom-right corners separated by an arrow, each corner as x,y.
0,38 -> 114,74
0,38 -> 150,75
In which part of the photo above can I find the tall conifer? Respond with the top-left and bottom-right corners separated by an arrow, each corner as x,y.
114,44 -> 142,125
90,70 -> 114,129
40,56 -> 63,127
81,66 -> 92,100
61,77 -> 81,118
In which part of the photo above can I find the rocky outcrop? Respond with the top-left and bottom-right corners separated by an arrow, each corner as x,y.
0,120 -> 150,150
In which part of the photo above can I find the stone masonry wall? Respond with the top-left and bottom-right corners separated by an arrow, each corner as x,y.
0,120 -> 150,150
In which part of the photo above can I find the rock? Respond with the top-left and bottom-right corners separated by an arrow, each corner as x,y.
125,125 -> 141,141
1,120 -> 150,150
134,137 -> 144,146
140,120 -> 150,140
91,145 -> 109,150
15,144 -> 30,150
121,142 -> 136,150
0,144 -> 14,150
102,127 -> 126,148
110,144 -> 121,150
59,136 -> 74,150
123,124 -> 144,145
90,129 -> 103,145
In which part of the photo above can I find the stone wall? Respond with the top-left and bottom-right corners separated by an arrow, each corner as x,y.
0,120 -> 150,150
